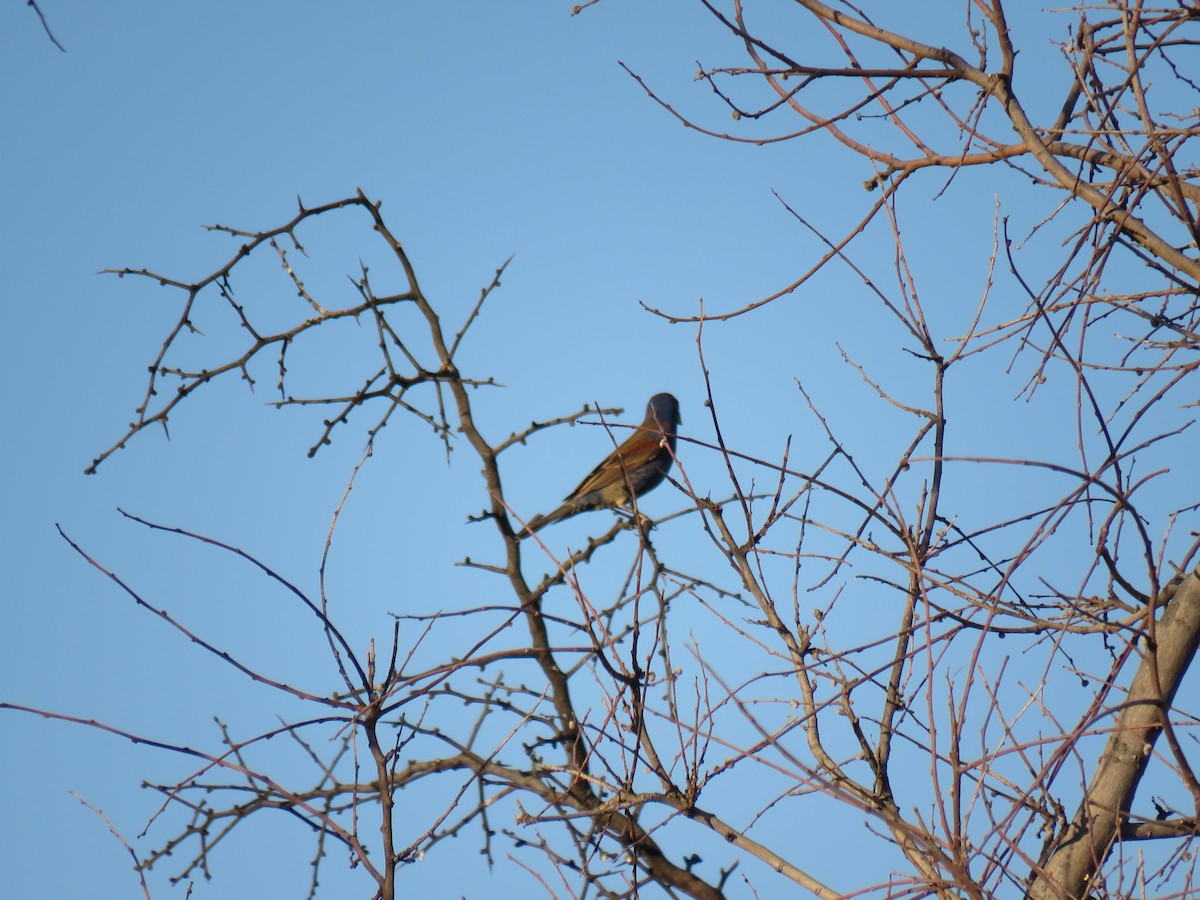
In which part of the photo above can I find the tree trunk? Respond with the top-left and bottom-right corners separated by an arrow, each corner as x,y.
1027,568 -> 1200,899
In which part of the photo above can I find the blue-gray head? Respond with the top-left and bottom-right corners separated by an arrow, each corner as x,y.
646,393 -> 680,432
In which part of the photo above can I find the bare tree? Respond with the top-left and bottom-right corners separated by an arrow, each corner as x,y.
7,3 -> 1200,898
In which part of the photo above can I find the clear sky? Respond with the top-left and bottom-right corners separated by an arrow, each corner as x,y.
3,3 -> 1191,899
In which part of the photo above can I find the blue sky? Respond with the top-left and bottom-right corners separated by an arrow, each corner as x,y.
3,3 -> 1194,898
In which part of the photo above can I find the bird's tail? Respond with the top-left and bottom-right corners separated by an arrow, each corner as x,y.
517,500 -> 584,540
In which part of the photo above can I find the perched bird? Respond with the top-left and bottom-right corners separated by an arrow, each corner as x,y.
520,393 -> 681,538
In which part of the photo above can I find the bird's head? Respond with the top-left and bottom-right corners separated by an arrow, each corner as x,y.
646,393 -> 680,430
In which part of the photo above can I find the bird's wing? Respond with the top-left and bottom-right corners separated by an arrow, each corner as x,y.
563,430 -> 664,502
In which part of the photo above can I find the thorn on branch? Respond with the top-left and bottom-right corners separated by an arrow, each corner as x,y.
28,0 -> 66,52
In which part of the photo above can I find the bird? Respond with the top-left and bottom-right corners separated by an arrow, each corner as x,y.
520,393 -> 681,538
